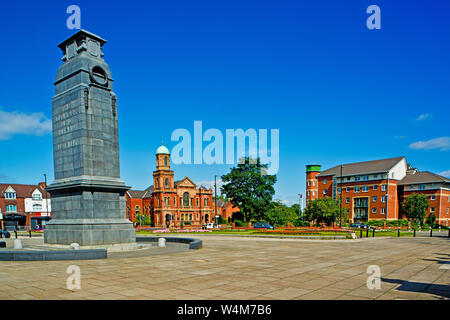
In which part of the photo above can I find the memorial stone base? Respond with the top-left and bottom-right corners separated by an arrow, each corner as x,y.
44,180 -> 135,246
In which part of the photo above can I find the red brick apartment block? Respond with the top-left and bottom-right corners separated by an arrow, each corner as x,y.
306,157 -> 450,226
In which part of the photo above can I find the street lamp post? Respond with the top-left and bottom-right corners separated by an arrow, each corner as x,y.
385,170 -> 389,224
44,174 -> 49,229
298,194 -> 302,221
339,165 -> 343,228
214,175 -> 218,226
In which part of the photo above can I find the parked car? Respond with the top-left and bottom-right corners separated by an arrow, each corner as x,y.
254,222 -> 274,230
350,223 -> 375,230
0,230 -> 11,238
205,223 -> 218,229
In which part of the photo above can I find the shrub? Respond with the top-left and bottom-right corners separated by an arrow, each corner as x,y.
367,220 -> 385,227
293,220 -> 310,227
234,220 -> 246,227
218,215 -> 228,225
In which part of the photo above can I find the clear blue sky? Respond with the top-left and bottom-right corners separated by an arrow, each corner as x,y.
0,0 -> 449,206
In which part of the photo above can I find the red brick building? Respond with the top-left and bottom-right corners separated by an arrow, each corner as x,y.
306,157 -> 450,226
215,199 -> 241,223
0,182 -> 51,230
126,144 -> 215,228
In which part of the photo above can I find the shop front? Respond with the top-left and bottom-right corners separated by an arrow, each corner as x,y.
28,212 -> 52,229
2,213 -> 26,230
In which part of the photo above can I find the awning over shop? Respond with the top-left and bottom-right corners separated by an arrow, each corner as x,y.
32,212 -> 52,217
2,213 -> 26,220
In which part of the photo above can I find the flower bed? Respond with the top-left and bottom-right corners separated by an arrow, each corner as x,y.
152,228 -> 212,233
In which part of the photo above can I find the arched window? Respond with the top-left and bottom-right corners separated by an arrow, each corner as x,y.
165,178 -> 169,189
183,192 -> 189,207
135,205 -> 140,214
189,214 -> 193,221
33,203 -> 42,211
164,157 -> 168,166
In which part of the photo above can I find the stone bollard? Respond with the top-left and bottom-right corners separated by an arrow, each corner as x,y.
14,239 -> 23,249
158,238 -> 166,247
69,243 -> 80,250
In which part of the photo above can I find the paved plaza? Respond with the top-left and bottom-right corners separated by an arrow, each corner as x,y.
0,235 -> 449,300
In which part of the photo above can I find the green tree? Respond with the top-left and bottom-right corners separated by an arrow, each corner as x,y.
305,197 -> 341,226
135,213 -> 151,226
217,215 -> 228,225
135,213 -> 144,226
221,157 -> 276,222
426,212 -> 436,228
401,194 -> 429,224
264,201 -> 298,226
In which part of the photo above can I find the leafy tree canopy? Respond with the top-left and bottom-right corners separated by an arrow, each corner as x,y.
401,193 -> 429,224
264,201 -> 299,226
221,157 -> 276,222
305,197 -> 344,225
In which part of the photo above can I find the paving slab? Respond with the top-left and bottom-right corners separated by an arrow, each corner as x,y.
0,235 -> 449,300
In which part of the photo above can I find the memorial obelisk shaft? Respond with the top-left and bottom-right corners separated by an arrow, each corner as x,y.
44,30 -> 136,246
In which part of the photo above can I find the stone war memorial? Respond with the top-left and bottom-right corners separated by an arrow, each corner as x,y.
44,30 -> 136,246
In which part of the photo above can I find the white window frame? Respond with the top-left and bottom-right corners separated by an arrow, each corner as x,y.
4,192 -> 16,199
6,204 -> 17,212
